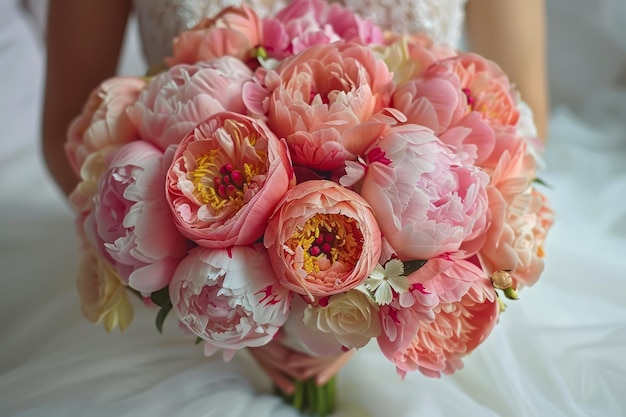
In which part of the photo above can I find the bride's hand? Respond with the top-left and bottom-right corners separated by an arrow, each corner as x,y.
466,0 -> 550,143
42,0 -> 132,196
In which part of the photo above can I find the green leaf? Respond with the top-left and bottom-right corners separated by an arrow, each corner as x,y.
150,287 -> 170,307
403,259 -> 428,275
194,336 -> 203,345
533,177 -> 553,189
155,301 -> 172,333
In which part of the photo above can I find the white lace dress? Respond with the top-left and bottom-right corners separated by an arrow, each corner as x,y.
2,1 -> 626,416
132,0 -> 467,66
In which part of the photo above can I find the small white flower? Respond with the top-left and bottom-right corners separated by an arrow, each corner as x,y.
364,259 -> 410,305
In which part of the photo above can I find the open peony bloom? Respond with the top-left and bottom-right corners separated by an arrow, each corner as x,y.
166,112 -> 294,248
342,124 -> 489,260
169,245 -> 292,353
244,41 -> 395,170
391,260 -> 499,378
479,140 -> 554,287
129,57 -> 254,150
166,5 -> 263,67
264,180 -> 381,300
76,245 -> 134,332
92,141 -> 189,293
262,0 -> 383,60
66,77 -> 145,175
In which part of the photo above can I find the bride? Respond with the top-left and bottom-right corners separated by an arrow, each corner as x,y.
2,0 -> 625,416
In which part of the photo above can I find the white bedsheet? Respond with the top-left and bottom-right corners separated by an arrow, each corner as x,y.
1,0 -> 625,416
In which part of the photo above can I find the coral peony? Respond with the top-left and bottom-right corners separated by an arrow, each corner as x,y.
129,57 -> 253,150
166,112 -> 293,247
66,77 -> 145,175
244,42 -> 394,170
424,52 -> 520,128
342,124 -> 489,260
479,140 -> 554,287
169,245 -> 291,353
390,260 -> 499,378
264,180 -> 381,299
92,141 -> 189,293
166,5 -> 263,67
262,0 -> 382,60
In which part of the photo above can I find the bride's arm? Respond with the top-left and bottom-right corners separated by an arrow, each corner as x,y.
43,0 -> 132,196
465,0 -> 549,143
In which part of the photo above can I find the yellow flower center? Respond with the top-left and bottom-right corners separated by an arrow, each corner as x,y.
187,123 -> 265,214
286,213 -> 363,275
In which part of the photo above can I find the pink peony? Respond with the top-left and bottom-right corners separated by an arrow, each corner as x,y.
262,0 -> 383,60
478,140 -> 554,287
244,42 -> 395,170
66,77 -> 145,175
424,52 -> 520,129
166,112 -> 294,248
166,5 -> 263,67
390,260 -> 499,378
129,57 -> 254,150
264,180 -> 381,300
169,245 -> 292,353
391,74 -> 468,135
91,141 -> 189,293
342,124 -> 489,260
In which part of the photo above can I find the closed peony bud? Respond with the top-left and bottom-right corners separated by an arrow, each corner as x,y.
491,270 -> 513,290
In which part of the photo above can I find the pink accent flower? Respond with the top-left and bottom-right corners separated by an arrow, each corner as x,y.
129,57 -> 254,150
169,245 -> 292,352
166,5 -> 263,67
92,141 -> 189,293
342,124 -> 489,260
264,180 -> 381,299
244,42 -> 395,170
166,112 -> 294,248
479,140 -> 554,287
66,77 -> 145,175
262,0 -> 383,60
391,260 -> 499,378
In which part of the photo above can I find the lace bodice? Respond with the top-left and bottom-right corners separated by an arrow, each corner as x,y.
133,0 -> 467,66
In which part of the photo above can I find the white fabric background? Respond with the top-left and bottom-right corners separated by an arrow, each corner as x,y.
1,0 -> 625,416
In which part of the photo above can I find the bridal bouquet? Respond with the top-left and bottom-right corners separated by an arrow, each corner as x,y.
66,0 -> 553,414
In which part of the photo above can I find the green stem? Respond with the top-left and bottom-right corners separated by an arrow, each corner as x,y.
275,377 -> 337,417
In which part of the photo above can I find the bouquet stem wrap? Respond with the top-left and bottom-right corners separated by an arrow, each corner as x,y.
249,341 -> 355,416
